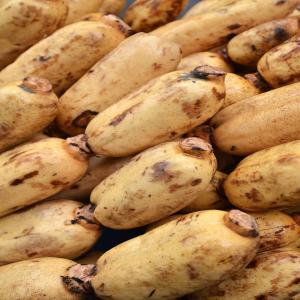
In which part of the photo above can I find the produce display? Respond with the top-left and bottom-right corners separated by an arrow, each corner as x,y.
0,0 -> 299,299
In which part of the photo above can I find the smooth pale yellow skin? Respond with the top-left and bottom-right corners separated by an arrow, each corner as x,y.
177,51 -> 233,73
91,139 -> 217,229
289,4 -> 300,17
0,80 -> 58,153
251,211 -> 300,252
152,0 -> 298,56
223,73 -> 260,108
86,70 -> 225,157
92,210 -> 259,300
0,138 -> 88,217
192,250 -> 300,300
0,257 -> 81,300
182,171 -> 228,213
0,200 -> 101,265
224,140 -> 300,211
0,0 -> 68,70
65,0 -> 103,24
76,250 -> 103,264
228,17 -> 300,66
258,34 -> 300,88
49,156 -> 130,201
99,0 -> 126,15
183,0 -> 239,18
125,0 -> 188,32
0,21 -> 126,95
146,214 -> 184,232
212,82 -> 300,155
58,33 -> 182,135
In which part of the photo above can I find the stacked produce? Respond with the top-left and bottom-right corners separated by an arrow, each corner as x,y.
0,0 -> 299,299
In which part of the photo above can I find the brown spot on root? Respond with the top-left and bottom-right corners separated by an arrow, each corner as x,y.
169,183 -> 184,192
148,289 -> 156,297
10,171 -> 39,185
109,103 -> 141,126
151,162 -> 175,183
227,23 -> 241,30
71,204 -> 100,230
277,154 -> 299,164
275,0 -> 286,5
224,210 -> 259,238
182,100 -> 202,118
187,264 -> 198,280
19,77 -> 52,94
0,123 -> 12,138
51,180 -> 69,186
181,65 -> 226,81
274,27 -> 289,41
62,264 -> 96,295
180,137 -> 212,157
287,277 -> 300,286
67,134 -> 92,157
212,87 -> 225,100
256,295 -> 267,300
292,214 -> 300,226
191,179 -> 202,186
72,111 -> 98,129
245,188 -> 260,202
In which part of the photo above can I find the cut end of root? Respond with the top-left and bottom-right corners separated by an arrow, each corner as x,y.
191,65 -> 226,80
62,264 -> 97,295
224,210 -> 259,238
20,77 -> 53,94
72,204 -> 100,229
180,137 -> 212,156
66,134 -> 93,157
101,14 -> 133,37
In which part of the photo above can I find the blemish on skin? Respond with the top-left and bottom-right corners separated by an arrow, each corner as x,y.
151,161 -> 175,183
148,289 -> 156,297
227,23 -> 241,30
230,145 -> 237,151
191,179 -> 202,186
212,87 -> 225,100
109,103 -> 141,126
10,171 -> 39,185
72,110 -> 98,129
274,27 -> 289,41
187,264 -> 198,280
182,100 -> 202,118
275,0 -> 286,5
169,184 -> 184,192
245,188 -> 260,202
51,180 -> 69,186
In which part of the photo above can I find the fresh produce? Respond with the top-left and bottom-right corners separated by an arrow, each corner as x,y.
258,34 -> 300,87
91,138 -> 216,229
0,0 -> 68,70
0,136 -> 89,217
57,33 -> 182,135
89,210 -> 259,300
0,16 -> 130,94
65,0 -> 103,25
125,0 -> 188,32
86,66 -> 226,157
0,200 -> 101,265
190,250 -> 300,299
152,0 -> 298,56
228,17 -> 300,66
212,82 -> 300,155
0,257 -> 95,300
224,140 -> 300,211
0,77 -> 58,153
